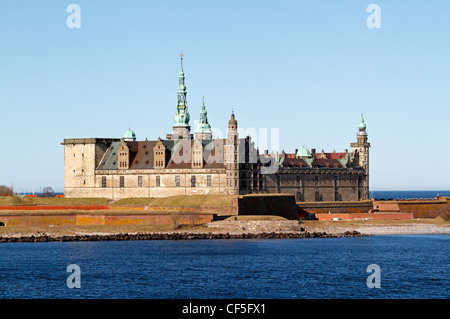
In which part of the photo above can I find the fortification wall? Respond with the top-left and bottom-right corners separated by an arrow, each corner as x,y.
236,194 -> 298,220
0,215 -> 77,227
396,201 -> 448,218
297,200 -> 373,214
0,213 -> 215,227
315,212 -> 414,221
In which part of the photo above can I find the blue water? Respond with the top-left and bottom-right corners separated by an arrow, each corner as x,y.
372,190 -> 450,200
0,235 -> 448,299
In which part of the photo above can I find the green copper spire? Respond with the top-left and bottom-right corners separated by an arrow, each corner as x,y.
174,51 -> 190,128
195,96 -> 212,135
358,113 -> 367,135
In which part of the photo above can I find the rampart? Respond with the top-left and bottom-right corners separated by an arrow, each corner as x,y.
397,201 -> 448,218
235,194 -> 299,220
297,200 -> 373,214
315,212 -> 414,221
0,212 -> 215,227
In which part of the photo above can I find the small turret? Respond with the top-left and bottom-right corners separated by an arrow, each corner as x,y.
296,146 -> 311,158
194,96 -> 212,140
123,128 -> 136,142
358,113 -> 367,136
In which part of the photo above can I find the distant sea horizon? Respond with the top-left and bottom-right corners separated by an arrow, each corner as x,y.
371,190 -> 450,200
16,190 -> 450,200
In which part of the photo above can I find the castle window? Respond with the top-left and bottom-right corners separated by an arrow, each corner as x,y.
156,176 -> 161,187
138,176 -> 143,187
207,175 -> 212,187
335,191 -> 340,202
315,191 -> 321,202
191,175 -> 196,187
120,176 -> 124,188
102,176 -> 107,188
175,175 -> 180,187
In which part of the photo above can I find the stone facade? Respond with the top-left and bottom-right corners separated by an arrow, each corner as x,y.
62,57 -> 370,201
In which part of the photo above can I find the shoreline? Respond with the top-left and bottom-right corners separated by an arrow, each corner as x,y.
0,230 -> 367,243
0,219 -> 448,242
300,220 -> 450,236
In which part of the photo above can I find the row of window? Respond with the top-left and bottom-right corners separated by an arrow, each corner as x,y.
100,175 -> 365,188
119,162 -> 127,168
101,175 -> 213,188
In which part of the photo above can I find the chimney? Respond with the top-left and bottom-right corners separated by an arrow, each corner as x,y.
311,148 -> 316,155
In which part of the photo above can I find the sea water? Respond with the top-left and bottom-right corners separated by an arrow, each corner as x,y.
0,235 -> 448,299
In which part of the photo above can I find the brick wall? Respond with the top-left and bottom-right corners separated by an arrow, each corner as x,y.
0,213 -> 215,227
315,213 -> 414,221
297,200 -> 373,214
396,201 -> 448,218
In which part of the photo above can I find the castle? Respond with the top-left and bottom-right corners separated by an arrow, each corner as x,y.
62,55 -> 370,201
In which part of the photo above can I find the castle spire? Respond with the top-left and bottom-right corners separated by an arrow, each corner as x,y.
172,51 -> 191,139
358,113 -> 367,135
195,96 -> 212,140
350,113 -> 370,200
226,111 -> 239,195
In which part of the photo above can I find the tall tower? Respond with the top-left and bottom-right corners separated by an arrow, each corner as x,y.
350,114 -> 370,199
226,112 -> 239,195
194,96 -> 213,140
173,52 -> 191,140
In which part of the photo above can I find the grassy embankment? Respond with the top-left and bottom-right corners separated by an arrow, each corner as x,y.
0,196 -> 110,206
110,194 -> 237,208
0,195 -> 237,214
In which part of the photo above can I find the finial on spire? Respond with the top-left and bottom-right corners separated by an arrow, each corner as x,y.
180,50 -> 184,63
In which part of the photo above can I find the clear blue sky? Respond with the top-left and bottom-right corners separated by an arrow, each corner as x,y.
1,1 -> 449,192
